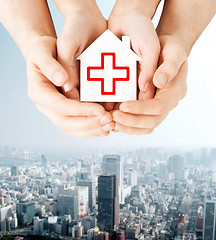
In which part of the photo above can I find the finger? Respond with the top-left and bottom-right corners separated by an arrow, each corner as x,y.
63,88 -> 80,101
37,104 -> 113,133
119,99 -> 163,115
114,123 -> 153,135
109,17 -> 160,94
153,37 -> 187,88
138,80 -> 155,100
27,64 -> 105,116
137,41 -> 160,93
57,34 -> 80,92
30,37 -> 69,87
57,17 -> 91,93
34,56 -> 69,87
120,62 -> 188,115
113,110 -> 162,129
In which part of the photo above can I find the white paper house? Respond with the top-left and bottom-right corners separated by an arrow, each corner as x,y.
77,30 -> 142,102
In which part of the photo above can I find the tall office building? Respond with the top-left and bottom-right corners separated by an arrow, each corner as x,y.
168,155 -> 184,181
203,199 -> 216,240
77,179 -> 96,212
98,174 -> 119,232
41,155 -> 47,169
58,186 -> 88,219
11,165 -> 18,176
102,155 -> 123,203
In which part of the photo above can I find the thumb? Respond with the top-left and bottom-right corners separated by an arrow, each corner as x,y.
57,33 -> 81,93
153,37 -> 187,89
36,55 -> 69,87
29,37 -> 69,87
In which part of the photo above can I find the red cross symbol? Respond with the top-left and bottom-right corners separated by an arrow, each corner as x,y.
87,53 -> 130,95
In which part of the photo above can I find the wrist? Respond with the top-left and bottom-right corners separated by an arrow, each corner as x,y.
158,34 -> 188,58
157,26 -> 194,56
53,0 -> 102,19
23,35 -> 56,61
112,0 -> 161,19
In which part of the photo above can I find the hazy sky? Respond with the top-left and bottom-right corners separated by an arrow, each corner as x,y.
0,1 -> 216,154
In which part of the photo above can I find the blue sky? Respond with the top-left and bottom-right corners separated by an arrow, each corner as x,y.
0,1 -> 216,154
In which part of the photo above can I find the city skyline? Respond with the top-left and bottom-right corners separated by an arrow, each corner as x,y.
1,147 -> 216,239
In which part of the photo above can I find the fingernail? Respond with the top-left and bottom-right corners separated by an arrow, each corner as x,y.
100,117 -> 111,125
102,124 -> 113,132
157,73 -> 167,87
53,71 -> 66,85
63,82 -> 70,92
143,81 -> 150,92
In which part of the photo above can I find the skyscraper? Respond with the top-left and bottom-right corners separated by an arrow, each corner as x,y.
11,165 -> 18,176
203,199 -> 216,240
41,155 -> 47,169
102,155 -> 123,203
77,178 -> 96,212
168,155 -> 184,181
98,174 -> 119,232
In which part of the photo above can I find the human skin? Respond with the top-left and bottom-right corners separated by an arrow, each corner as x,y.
108,0 -> 161,111
112,0 -> 216,135
53,0 -> 115,134
0,0 -> 113,137
154,0 -> 216,88
113,35 -> 188,135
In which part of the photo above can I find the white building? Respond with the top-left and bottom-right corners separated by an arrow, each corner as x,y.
128,169 -> 138,186
77,178 -> 96,212
58,186 -> 88,219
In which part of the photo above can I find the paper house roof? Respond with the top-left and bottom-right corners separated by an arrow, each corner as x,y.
77,29 -> 142,62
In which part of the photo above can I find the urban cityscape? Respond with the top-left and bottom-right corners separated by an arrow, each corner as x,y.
0,146 -> 216,240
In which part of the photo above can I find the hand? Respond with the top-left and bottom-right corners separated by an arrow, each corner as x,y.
27,36 -> 114,138
112,35 -> 188,135
56,2 -> 107,97
108,0 -> 161,111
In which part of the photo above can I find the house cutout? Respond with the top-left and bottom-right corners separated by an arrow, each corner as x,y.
77,30 -> 141,102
